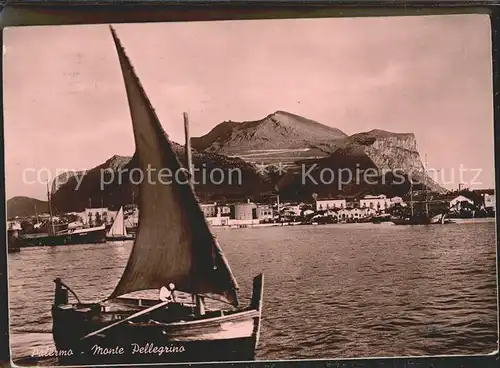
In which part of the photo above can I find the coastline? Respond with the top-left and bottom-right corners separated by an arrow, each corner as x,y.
211,217 -> 496,229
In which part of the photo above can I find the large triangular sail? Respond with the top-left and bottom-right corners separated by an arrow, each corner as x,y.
107,207 -> 127,237
107,26 -> 239,306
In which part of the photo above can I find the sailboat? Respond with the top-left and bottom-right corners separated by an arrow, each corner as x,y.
51,26 -> 264,365
106,206 -> 134,241
392,156 -> 445,226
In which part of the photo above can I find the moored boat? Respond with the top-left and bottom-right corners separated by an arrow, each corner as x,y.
392,213 -> 431,225
106,206 -> 134,241
20,224 -> 107,246
51,26 -> 264,365
371,213 -> 392,224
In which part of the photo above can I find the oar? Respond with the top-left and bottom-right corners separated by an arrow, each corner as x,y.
80,300 -> 170,340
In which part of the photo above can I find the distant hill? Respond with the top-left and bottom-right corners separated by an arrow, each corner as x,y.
7,196 -> 48,218
191,111 -> 348,164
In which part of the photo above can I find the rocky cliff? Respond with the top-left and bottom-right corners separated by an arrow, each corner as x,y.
272,128 -> 445,200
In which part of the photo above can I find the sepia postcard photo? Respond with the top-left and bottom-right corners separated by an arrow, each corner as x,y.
3,14 -> 498,366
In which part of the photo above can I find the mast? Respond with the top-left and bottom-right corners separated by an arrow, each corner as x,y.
184,112 -> 193,188
184,112 -> 205,315
277,194 -> 280,217
410,179 -> 414,217
424,154 -> 429,217
123,206 -> 127,234
46,181 -> 55,236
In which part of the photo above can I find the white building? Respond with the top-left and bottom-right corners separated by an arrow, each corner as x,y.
200,203 -> 218,218
7,220 -> 21,231
281,205 -> 301,216
205,216 -> 230,226
256,205 -> 274,221
449,195 -> 474,210
359,195 -> 392,210
390,196 -> 404,205
483,193 -> 495,209
315,199 -> 346,211
337,207 -> 376,221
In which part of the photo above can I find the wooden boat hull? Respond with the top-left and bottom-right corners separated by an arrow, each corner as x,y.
51,274 -> 264,364
20,227 -> 107,246
392,219 -> 430,225
52,309 -> 259,364
106,235 -> 135,241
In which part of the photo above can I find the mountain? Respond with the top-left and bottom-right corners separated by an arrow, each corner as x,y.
7,196 -> 48,218
191,111 -> 348,164
272,128 -> 445,200
42,111 -> 446,212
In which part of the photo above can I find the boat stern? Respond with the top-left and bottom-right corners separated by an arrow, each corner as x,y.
250,274 -> 264,347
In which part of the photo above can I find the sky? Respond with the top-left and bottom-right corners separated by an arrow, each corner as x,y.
3,14 -> 495,200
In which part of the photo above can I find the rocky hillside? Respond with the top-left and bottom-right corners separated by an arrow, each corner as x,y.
191,111 -> 348,164
273,128 -> 445,200
7,196 -> 48,218
15,111 -> 447,214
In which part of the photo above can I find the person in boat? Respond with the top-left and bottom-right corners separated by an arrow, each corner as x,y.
159,283 -> 177,303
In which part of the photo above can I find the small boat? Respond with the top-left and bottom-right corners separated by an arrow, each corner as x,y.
371,213 -> 391,224
392,214 -> 431,225
19,184 -> 107,246
106,206 -> 134,241
51,26 -> 264,365
7,229 -> 21,253
19,224 -> 107,246
430,212 -> 454,225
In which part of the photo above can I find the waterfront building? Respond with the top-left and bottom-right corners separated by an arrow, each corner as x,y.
315,198 -> 346,211
337,207 -> 376,221
390,196 -> 404,205
483,193 -> 495,209
205,216 -> 230,226
219,205 -> 231,216
280,204 -> 301,216
200,203 -> 218,218
359,195 -> 392,211
255,205 -> 274,221
232,202 -> 257,221
7,220 -> 21,231
449,195 -> 474,210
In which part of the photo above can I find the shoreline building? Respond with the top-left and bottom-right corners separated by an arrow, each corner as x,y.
315,198 -> 346,211
359,195 -> 392,211
449,195 -> 474,211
